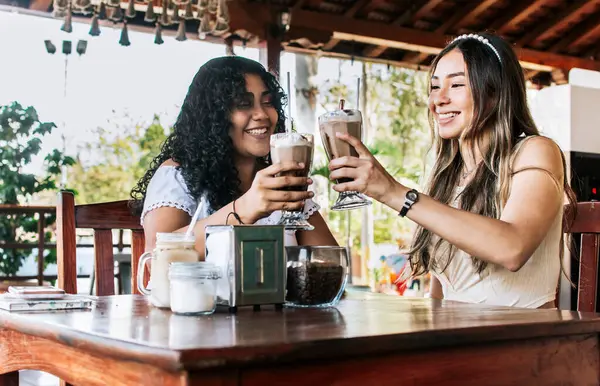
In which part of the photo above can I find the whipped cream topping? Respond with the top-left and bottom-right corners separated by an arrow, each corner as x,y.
318,109 -> 362,123
271,133 -> 312,148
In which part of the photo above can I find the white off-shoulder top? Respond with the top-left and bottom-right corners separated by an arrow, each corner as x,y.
140,166 -> 320,246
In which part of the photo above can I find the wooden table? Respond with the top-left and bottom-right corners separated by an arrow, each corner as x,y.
1,292 -> 599,385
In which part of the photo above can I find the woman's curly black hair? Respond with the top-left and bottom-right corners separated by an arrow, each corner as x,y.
129,56 -> 287,216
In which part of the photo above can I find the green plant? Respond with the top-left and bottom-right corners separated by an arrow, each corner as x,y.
0,102 -> 75,275
67,114 -> 171,204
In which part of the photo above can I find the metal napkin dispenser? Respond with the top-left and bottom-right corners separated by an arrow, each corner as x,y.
205,225 -> 286,311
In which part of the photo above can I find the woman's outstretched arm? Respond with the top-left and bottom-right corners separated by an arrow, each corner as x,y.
329,134 -> 564,272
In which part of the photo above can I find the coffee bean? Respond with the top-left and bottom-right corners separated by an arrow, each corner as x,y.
286,262 -> 344,305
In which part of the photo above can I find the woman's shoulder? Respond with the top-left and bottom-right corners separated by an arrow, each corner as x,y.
160,159 -> 180,168
512,136 -> 563,170
511,135 -> 564,184
141,160 -> 199,224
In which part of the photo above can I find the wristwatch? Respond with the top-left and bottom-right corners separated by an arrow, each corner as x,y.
399,189 -> 419,217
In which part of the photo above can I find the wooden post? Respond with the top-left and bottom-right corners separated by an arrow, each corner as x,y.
131,230 -> 146,295
56,191 -> 77,294
259,25 -> 282,76
37,212 -> 45,286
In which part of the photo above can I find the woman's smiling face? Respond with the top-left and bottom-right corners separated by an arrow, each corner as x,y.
429,49 -> 474,139
229,73 -> 279,159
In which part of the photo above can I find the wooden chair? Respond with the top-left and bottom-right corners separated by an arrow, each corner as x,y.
563,201 -> 600,312
56,190 -> 146,296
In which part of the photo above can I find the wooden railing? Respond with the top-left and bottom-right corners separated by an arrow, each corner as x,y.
0,204 -> 55,285
0,204 -> 130,285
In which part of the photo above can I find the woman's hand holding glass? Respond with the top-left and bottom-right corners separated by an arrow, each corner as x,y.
328,132 -> 399,204
237,161 -> 313,224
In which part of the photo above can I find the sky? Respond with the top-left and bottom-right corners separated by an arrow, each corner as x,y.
0,10 -> 253,170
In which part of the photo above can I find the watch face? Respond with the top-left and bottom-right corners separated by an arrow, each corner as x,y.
407,191 -> 418,201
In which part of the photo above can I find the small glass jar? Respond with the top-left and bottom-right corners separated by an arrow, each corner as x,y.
169,262 -> 221,316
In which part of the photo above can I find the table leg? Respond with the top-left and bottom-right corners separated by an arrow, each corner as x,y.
0,371 -> 18,386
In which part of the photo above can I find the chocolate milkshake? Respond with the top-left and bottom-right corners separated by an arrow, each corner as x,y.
318,108 -> 362,184
269,132 -> 315,230
270,133 -> 314,191
318,101 -> 371,211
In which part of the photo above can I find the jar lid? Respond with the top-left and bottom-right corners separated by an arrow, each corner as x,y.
156,232 -> 195,244
169,262 -> 221,279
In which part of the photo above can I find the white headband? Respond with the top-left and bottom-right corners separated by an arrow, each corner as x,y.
451,34 -> 502,64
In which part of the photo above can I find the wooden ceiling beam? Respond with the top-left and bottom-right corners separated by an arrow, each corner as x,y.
402,1 -> 492,64
229,1 -> 273,39
515,0 -> 595,47
362,45 -> 388,58
549,11 -> 600,53
502,9 -> 600,81
322,38 -> 341,51
568,13 -> 600,49
293,0 -> 307,11
453,0 -> 502,31
225,3 -> 600,73
533,0 -> 600,44
391,3 -> 420,26
406,0 -> 445,26
344,0 -> 370,18
281,7 -> 600,72
491,0 -> 549,34
369,0 -> 445,59
294,0 -> 320,11
402,51 -> 431,65
388,0 -> 446,27
287,26 -> 333,46
320,0 -> 373,52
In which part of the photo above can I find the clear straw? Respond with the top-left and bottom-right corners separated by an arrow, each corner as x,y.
185,200 -> 203,238
356,77 -> 361,110
286,72 -> 292,133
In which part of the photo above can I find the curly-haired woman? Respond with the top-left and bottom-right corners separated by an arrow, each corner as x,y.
130,56 -> 338,255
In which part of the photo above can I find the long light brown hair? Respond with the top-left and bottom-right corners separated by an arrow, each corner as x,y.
408,32 -> 576,276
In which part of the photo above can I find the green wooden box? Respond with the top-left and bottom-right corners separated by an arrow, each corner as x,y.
205,225 -> 286,311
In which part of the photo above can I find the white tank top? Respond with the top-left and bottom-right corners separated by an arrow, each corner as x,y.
430,185 -> 562,308
430,138 -> 563,308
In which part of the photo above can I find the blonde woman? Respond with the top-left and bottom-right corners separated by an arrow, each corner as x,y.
328,32 -> 576,309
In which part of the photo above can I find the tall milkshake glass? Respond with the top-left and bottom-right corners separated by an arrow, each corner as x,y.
318,101 -> 371,211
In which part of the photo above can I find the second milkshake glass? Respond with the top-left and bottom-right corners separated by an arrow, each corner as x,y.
270,132 -> 315,231
318,102 -> 372,211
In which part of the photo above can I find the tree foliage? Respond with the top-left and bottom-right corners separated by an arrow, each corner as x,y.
0,102 -> 75,275
67,114 -> 171,204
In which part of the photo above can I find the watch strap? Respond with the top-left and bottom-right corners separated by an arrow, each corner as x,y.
399,189 -> 418,217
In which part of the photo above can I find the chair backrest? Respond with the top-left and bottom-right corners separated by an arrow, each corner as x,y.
56,190 -> 146,296
563,202 -> 600,312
